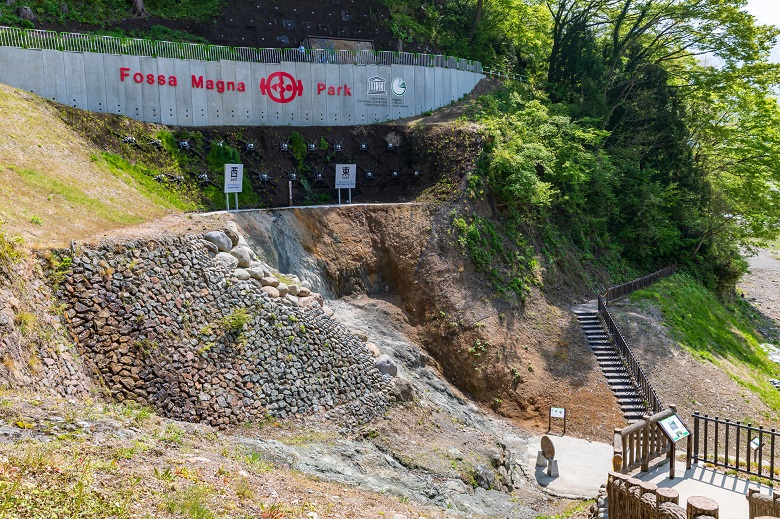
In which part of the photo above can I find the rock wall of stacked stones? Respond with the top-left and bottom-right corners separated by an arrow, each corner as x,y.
56,233 -> 391,427
0,248 -> 92,396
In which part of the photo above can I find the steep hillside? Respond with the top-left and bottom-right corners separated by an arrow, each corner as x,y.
0,84 -> 193,247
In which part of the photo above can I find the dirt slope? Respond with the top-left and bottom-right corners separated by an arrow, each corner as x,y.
0,84 -> 179,247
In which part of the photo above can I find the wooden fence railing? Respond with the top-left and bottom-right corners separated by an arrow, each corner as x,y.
613,406 -> 692,476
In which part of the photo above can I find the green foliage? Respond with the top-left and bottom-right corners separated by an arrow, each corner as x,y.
451,212 -> 538,302
0,0 -> 223,27
0,229 -> 22,273
218,308 -> 251,334
164,485 -> 216,519
206,143 -> 241,172
99,153 -> 198,212
628,273 -> 780,411
288,132 -> 308,165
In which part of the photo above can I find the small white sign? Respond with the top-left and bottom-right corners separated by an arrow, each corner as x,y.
751,437 -> 761,451
659,414 -> 690,443
335,164 -> 356,189
550,407 -> 565,419
224,163 -> 243,193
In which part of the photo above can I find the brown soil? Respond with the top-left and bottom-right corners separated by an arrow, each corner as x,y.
606,249 -> 780,429
609,300 -> 778,426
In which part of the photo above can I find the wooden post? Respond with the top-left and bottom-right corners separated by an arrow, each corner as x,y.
642,414 -> 651,472
669,439 -> 676,479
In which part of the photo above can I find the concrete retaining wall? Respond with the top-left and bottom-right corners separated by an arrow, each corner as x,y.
0,46 -> 483,126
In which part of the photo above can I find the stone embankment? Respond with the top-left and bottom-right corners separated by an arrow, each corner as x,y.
56,229 -> 394,427
0,246 -> 91,396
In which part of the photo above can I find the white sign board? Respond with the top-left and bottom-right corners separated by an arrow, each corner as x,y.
224,163 -> 243,193
751,437 -> 761,451
335,164 -> 356,189
550,407 -> 565,419
659,415 -> 690,443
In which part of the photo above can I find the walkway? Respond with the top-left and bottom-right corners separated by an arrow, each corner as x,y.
523,434 -> 772,519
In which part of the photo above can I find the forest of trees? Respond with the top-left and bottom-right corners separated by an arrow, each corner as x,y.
386,0 -> 780,292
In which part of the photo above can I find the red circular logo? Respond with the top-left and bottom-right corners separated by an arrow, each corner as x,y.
259,72 -> 304,104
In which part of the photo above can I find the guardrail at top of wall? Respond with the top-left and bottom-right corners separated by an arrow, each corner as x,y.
0,25 -> 483,73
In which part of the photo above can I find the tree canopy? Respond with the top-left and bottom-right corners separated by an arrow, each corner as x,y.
387,0 -> 780,290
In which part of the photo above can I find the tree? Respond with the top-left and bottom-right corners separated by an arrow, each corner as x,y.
684,64 -> 780,262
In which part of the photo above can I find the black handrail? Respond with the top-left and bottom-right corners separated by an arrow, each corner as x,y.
692,412 -> 779,481
599,295 -> 663,415
604,265 -> 676,304
597,265 -> 676,416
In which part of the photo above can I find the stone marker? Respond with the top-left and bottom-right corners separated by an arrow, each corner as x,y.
541,435 -> 555,459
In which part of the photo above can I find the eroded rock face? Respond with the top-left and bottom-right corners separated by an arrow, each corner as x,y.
56,235 -> 391,427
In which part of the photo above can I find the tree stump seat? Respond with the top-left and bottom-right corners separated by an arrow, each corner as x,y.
657,488 -> 680,505
659,502 -> 687,519
687,496 -> 719,519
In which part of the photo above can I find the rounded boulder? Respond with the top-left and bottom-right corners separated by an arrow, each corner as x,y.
374,354 -> 398,377
204,231 -> 233,252
229,246 -> 253,268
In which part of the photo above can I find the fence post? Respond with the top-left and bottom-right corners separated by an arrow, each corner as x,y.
641,414 -> 650,472
693,412 -> 700,462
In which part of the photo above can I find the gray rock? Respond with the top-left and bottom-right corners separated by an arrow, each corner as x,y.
288,284 -> 300,296
474,465 -> 495,490
229,246 -> 253,268
224,228 -> 240,247
277,283 -> 289,297
374,354 -> 398,377
214,252 -> 239,269
17,5 -> 35,20
204,231 -> 233,252
233,268 -> 251,281
260,276 -> 280,288
391,377 -> 414,402
301,280 -> 313,290
200,239 -> 219,254
285,294 -> 299,306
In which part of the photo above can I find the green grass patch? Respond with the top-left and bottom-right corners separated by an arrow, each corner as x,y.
97,152 -> 197,212
628,273 -> 780,411
13,166 -> 142,225
0,0 -> 223,27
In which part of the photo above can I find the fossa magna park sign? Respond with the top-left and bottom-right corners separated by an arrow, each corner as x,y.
0,45 -> 483,127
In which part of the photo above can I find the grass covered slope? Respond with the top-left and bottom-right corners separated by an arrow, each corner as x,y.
611,273 -> 780,423
0,85 -> 194,248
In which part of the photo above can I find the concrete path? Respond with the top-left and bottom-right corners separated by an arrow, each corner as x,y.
524,435 -> 773,519
636,461 -> 772,519
524,434 -> 614,498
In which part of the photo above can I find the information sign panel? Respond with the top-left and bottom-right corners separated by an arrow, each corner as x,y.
550,407 -> 565,419
659,415 -> 690,443
335,164 -> 356,189
224,164 -> 244,193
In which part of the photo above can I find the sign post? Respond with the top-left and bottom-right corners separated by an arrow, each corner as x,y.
658,414 -> 691,479
335,164 -> 356,204
223,163 -> 243,211
549,407 -> 566,436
